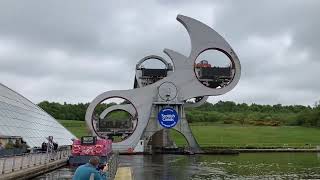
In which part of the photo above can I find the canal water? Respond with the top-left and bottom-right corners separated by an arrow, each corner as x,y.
36,153 -> 320,179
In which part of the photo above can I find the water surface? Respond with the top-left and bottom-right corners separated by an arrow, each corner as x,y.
36,153 -> 320,179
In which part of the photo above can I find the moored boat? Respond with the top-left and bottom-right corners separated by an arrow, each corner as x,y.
68,136 -> 112,166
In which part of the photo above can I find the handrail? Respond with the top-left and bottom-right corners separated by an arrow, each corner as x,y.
0,149 -> 71,175
107,151 -> 119,180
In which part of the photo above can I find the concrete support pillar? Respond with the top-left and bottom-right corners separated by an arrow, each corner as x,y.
142,104 -> 201,153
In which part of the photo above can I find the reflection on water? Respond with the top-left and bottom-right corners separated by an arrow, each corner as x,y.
36,153 -> 320,180
36,167 -> 75,180
121,153 -> 320,180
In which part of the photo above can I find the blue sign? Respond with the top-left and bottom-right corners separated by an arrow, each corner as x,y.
158,107 -> 179,128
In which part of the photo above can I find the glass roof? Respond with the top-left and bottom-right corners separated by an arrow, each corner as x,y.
0,83 -> 76,147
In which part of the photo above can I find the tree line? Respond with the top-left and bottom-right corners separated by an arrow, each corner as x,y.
38,100 -> 320,127
37,101 -> 110,121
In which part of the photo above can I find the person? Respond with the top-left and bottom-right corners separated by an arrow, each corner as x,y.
73,156 -> 109,180
53,142 -> 58,151
14,140 -> 19,148
0,142 -> 3,150
41,142 -> 47,152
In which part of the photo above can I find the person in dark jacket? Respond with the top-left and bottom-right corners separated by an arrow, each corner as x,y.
73,156 -> 108,180
53,142 -> 58,150
41,142 -> 47,152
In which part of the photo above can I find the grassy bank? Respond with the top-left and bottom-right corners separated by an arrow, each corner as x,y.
171,124 -> 320,148
58,120 -> 320,148
58,120 -> 89,138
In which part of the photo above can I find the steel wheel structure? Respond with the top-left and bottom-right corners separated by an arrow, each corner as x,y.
85,15 -> 241,153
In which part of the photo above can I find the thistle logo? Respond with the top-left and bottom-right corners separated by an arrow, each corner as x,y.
158,107 -> 179,128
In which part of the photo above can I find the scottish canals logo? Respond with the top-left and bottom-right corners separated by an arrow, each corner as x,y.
158,107 -> 179,128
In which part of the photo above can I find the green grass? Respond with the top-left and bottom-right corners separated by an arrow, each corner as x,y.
58,120 -> 89,138
58,120 -> 320,148
171,124 -> 320,148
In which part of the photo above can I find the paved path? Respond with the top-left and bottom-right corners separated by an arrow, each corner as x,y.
115,167 -> 133,180
236,148 -> 320,152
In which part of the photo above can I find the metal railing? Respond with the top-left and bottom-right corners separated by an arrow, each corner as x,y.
0,148 -> 26,157
0,149 -> 70,175
107,151 -> 119,180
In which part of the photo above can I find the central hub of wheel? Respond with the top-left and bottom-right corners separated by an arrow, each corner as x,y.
158,82 -> 178,101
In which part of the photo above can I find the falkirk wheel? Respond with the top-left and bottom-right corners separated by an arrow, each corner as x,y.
85,15 -> 241,153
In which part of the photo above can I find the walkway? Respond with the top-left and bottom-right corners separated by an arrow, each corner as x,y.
0,150 -> 70,180
115,167 -> 133,180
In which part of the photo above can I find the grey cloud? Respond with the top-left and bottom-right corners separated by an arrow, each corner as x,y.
0,0 -> 319,106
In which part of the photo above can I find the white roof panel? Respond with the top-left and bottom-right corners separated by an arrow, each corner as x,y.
0,83 -> 76,147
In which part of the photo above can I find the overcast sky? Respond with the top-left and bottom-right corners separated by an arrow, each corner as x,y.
0,0 -> 319,106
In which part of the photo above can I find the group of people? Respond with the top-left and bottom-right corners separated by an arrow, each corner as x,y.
41,141 -> 58,152
0,139 -> 28,150
2,140 -> 109,179
73,156 -> 109,180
